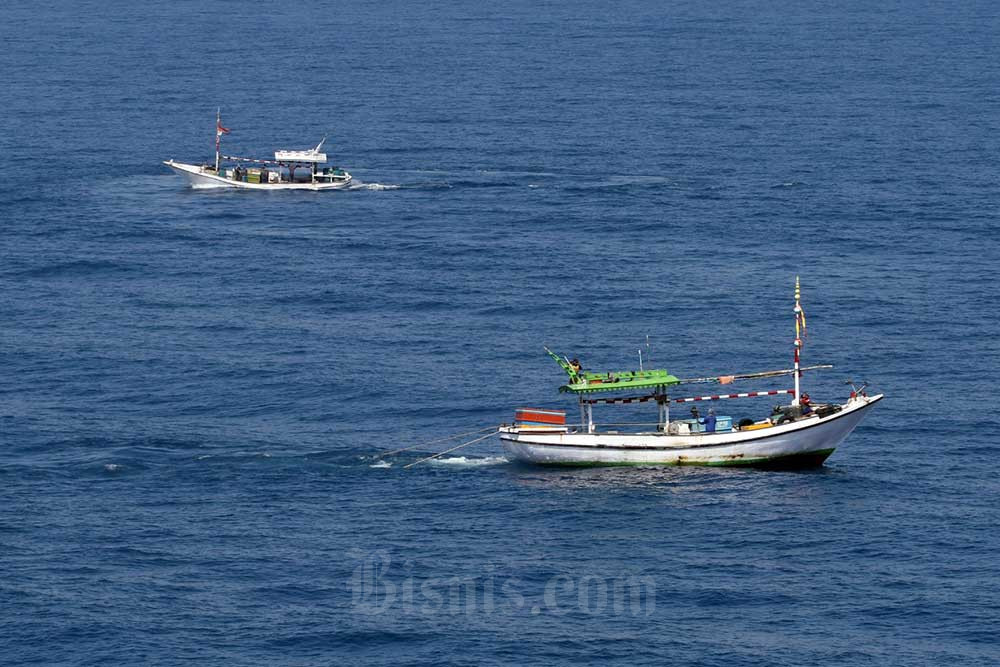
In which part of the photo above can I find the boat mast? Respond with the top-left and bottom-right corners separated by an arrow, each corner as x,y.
214,109 -> 230,173
215,109 -> 221,172
793,276 -> 803,406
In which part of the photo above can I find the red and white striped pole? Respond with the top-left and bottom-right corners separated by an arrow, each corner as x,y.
673,389 -> 795,403
584,388 -> 796,405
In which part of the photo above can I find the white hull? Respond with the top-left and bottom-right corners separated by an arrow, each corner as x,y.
500,394 -> 883,467
163,160 -> 352,191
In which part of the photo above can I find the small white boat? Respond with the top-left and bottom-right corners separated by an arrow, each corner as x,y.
163,111 -> 352,191
500,279 -> 883,468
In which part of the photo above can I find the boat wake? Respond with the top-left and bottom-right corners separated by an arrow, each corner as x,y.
429,456 -> 509,467
349,181 -> 400,191
366,455 -> 506,468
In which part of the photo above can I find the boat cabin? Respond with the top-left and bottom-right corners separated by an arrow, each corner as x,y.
216,139 -> 350,185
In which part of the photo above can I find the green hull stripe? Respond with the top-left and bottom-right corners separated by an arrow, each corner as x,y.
522,448 -> 836,468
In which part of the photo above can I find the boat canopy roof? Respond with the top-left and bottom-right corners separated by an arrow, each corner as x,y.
545,347 -> 680,394
274,149 -> 327,163
274,138 -> 328,164
562,369 -> 681,394
544,347 -> 833,396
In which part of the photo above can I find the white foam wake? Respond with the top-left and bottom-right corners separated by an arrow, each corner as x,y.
430,456 -> 509,467
349,182 -> 401,191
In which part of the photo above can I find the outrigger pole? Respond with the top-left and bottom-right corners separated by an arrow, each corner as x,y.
675,364 -> 831,385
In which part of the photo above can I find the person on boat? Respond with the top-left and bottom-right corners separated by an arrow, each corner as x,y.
800,393 -> 813,415
570,358 -> 582,374
704,408 -> 717,433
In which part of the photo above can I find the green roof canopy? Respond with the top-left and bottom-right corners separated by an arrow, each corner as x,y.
545,347 -> 681,394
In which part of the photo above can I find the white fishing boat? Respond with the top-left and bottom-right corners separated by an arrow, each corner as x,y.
163,111 -> 352,190
500,279 -> 883,468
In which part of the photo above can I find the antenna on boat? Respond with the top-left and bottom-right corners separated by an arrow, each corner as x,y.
314,136 -> 327,153
645,335 -> 651,367
638,349 -> 643,371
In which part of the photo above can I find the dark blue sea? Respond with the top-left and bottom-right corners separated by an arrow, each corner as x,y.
3,2 -> 999,665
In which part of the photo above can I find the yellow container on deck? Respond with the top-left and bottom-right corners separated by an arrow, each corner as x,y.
742,421 -> 774,431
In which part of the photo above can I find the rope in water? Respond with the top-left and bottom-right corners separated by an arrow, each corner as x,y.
403,431 -> 498,469
379,425 -> 497,458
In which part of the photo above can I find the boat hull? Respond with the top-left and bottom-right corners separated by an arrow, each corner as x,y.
163,160 -> 352,190
499,394 -> 882,467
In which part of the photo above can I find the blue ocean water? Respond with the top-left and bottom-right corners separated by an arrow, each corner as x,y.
2,1 -> 999,664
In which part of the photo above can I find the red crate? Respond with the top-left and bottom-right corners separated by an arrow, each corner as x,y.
514,408 -> 566,425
